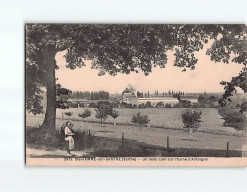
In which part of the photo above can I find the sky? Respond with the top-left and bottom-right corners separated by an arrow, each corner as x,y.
55,47 -> 244,94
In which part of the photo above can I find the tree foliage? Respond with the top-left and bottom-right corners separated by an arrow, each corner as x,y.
78,109 -> 91,120
240,102 -> 247,114
181,109 -> 202,131
219,67 -> 247,106
110,109 -> 119,119
218,107 -> 247,130
131,112 -> 149,130
155,102 -> 165,108
95,102 -> 113,125
56,83 -> 71,109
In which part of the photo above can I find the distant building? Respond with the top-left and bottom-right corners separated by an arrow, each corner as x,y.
122,93 -> 198,106
138,97 -> 179,106
122,91 -> 138,105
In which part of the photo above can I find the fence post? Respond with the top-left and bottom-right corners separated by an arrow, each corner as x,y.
167,136 -> 169,151
226,142 -> 229,157
143,147 -> 147,154
122,133 -> 124,146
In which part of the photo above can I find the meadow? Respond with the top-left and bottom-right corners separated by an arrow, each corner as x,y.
26,107 -> 247,157
55,107 -> 237,132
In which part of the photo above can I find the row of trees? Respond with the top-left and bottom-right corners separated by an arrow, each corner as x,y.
78,102 -> 119,126
141,90 -> 185,98
77,103 -> 203,136
69,90 -> 110,100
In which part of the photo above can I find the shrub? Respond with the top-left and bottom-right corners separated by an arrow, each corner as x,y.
110,102 -> 119,108
181,109 -> 202,136
64,112 -> 73,116
131,112 -> 149,130
180,100 -> 191,108
78,102 -> 84,108
132,104 -> 137,108
145,101 -> 153,108
165,103 -> 172,108
89,102 -> 98,108
156,102 -> 164,108
173,103 -> 181,108
73,129 -> 95,150
110,109 -> 119,125
78,109 -> 91,121
70,102 -> 78,108
218,107 -> 247,131
209,96 -> 218,102
121,102 -> 133,108
240,102 -> 247,114
223,111 -> 247,130
192,103 -> 200,108
138,103 -> 145,108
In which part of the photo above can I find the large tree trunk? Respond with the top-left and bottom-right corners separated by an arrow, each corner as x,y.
39,46 -> 58,135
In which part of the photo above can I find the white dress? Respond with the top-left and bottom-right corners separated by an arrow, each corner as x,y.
64,126 -> 74,150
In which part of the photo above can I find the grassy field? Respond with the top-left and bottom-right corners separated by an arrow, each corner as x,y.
28,107 -> 238,132
26,108 -> 247,157
26,119 -> 247,156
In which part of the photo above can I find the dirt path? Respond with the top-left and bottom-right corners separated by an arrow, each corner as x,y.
26,144 -> 88,158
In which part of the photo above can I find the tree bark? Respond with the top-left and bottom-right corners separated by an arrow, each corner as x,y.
39,46 -> 58,135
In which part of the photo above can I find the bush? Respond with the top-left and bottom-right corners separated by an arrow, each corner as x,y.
209,96 -> 218,102
78,109 -> 91,120
131,112 -> 149,130
89,102 -> 98,108
121,102 -> 134,108
145,101 -> 153,108
138,103 -> 145,108
173,100 -> 191,108
155,102 -> 164,108
73,129 -> 95,150
78,102 -> 84,108
165,103 -> 172,108
110,102 -> 119,108
64,112 -> 73,116
132,104 -> 137,108
240,102 -> 247,114
173,103 -> 181,108
218,107 -> 247,131
180,100 -> 191,108
70,102 -> 79,108
192,103 -> 200,108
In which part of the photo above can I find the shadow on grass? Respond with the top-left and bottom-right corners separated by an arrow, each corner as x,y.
180,138 -> 198,141
26,126 -> 243,158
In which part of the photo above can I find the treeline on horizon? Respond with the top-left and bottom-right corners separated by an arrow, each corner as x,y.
68,90 -> 223,100
68,91 -> 110,100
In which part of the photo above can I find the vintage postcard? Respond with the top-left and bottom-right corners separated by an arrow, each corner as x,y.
25,24 -> 247,166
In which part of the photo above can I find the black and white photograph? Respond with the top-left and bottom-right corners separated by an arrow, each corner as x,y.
25,24 -> 247,166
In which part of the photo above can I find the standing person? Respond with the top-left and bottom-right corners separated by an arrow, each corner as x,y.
64,121 -> 75,156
